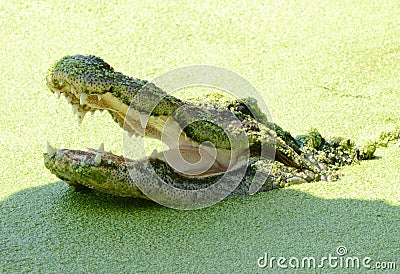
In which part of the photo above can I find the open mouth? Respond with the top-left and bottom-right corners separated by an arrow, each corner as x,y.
44,64 -> 242,201
45,55 -> 240,181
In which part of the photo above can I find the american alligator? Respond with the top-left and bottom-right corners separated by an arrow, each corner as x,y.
43,55 -> 378,208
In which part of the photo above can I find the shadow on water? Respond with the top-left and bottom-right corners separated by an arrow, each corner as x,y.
1,181 -> 399,273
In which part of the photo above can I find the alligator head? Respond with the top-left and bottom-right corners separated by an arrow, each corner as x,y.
44,55 -> 376,207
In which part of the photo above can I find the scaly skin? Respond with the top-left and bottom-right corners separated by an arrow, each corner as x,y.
44,55 -> 377,204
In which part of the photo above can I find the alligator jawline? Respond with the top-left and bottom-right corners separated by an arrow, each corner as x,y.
49,78 -> 256,177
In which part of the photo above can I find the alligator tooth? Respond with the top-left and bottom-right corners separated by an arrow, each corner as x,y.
70,85 -> 75,94
71,104 -> 78,114
76,109 -> 87,125
98,143 -> 104,152
97,94 -> 102,101
90,110 -> 96,115
80,93 -> 88,105
127,131 -> 134,137
150,149 -> 157,158
54,89 -> 61,99
139,113 -> 148,129
118,121 -> 123,128
94,153 -> 102,165
127,107 -> 135,116
46,141 -> 56,156
107,159 -> 112,165
66,95 -> 73,104
119,99 -> 124,106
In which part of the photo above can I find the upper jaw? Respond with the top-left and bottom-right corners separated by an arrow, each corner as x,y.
47,75 -> 146,139
47,77 -> 161,141
47,73 -> 194,146
47,77 -> 109,124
